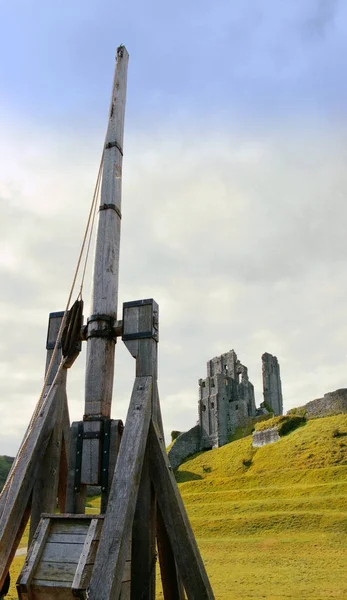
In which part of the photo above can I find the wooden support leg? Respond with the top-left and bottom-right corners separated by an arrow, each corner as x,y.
153,385 -> 184,599
58,400 -> 70,513
0,384 -> 62,589
157,504 -> 185,600
149,421 -> 215,600
131,441 -> 156,600
88,376 -> 152,600
29,382 -> 68,543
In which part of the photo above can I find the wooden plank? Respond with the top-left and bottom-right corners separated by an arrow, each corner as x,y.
18,518 -> 51,588
65,422 -> 87,514
131,440 -> 156,600
130,300 -> 158,600
48,533 -> 87,544
58,394 -> 70,513
26,584 -> 73,600
120,580 -> 131,600
149,421 -> 215,600
0,383 -> 62,589
153,383 -> 184,599
88,376 -> 152,600
41,542 -> 83,563
72,519 -> 102,592
34,561 -> 77,582
84,46 -> 129,418
101,419 -> 123,513
30,377 -> 68,543
81,421 -> 102,485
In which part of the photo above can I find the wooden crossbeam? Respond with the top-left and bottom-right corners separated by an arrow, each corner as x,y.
88,375 -> 152,599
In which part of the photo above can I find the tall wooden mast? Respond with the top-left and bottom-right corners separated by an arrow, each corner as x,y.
85,45 -> 128,419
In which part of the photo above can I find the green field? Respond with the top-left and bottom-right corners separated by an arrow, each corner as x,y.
6,414 -> 347,599
171,414 -> 347,599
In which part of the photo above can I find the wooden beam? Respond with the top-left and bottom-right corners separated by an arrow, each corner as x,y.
84,45 -> 129,419
29,380 -> 68,544
157,504 -> 185,600
123,299 -> 158,600
153,383 -> 184,599
88,375 -> 152,600
149,421 -> 215,600
131,441 -> 156,600
0,382 -> 62,588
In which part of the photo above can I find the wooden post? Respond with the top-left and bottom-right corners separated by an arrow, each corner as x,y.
88,376 -> 153,599
84,45 -> 129,419
149,421 -> 215,600
123,299 -> 158,600
81,45 -> 129,491
30,312 -> 69,543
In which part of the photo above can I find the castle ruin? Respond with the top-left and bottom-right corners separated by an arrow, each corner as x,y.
262,352 -> 283,415
199,350 -> 256,449
168,350 -> 284,469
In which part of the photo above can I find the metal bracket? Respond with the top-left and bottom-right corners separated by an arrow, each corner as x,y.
101,419 -> 111,492
105,140 -> 123,155
73,418 -> 111,492
99,203 -> 122,219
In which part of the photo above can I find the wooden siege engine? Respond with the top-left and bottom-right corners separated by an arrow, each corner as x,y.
0,45 -> 215,600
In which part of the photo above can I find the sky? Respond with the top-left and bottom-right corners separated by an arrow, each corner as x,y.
1,0 -> 347,454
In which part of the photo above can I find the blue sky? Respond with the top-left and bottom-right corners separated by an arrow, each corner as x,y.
1,1 -> 346,127
1,0 -> 347,453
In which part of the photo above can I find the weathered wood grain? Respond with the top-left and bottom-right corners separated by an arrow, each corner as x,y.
156,505 -> 185,600
30,379 -> 68,543
72,519 -> 102,592
88,375 -> 152,600
84,46 -> 129,418
0,383 -> 62,589
65,423 -> 86,514
149,421 -> 215,600
101,419 -> 123,513
18,518 -> 50,589
80,421 -> 102,486
131,441 -> 156,600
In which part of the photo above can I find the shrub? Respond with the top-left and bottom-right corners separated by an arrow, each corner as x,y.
171,430 -> 182,442
287,406 -> 307,418
254,415 -> 306,436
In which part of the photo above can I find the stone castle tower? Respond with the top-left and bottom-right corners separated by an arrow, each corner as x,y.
262,352 -> 283,415
198,350 -> 256,448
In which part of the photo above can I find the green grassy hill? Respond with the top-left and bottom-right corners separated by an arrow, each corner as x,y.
6,416 -> 347,599
172,414 -> 347,599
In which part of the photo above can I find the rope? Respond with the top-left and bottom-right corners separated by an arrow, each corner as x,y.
0,149 -> 105,504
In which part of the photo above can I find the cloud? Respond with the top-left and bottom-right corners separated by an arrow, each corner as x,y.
1,114 -> 347,454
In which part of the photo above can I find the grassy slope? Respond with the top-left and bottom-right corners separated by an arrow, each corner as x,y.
171,414 -> 347,599
6,416 -> 347,599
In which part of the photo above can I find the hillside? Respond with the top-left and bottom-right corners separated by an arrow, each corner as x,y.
6,416 -> 347,599
173,414 -> 347,599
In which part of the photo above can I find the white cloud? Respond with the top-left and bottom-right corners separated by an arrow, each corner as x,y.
1,116 -> 347,454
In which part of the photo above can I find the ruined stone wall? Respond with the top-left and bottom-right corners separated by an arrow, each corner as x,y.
252,427 -> 280,447
262,353 -> 283,415
168,425 -> 201,470
304,389 -> 347,419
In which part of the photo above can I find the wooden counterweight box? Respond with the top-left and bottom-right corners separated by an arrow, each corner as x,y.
16,515 -> 131,599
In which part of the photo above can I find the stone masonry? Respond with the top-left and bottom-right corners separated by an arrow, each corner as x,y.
168,349 -> 283,469
262,352 -> 283,416
199,350 -> 257,448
